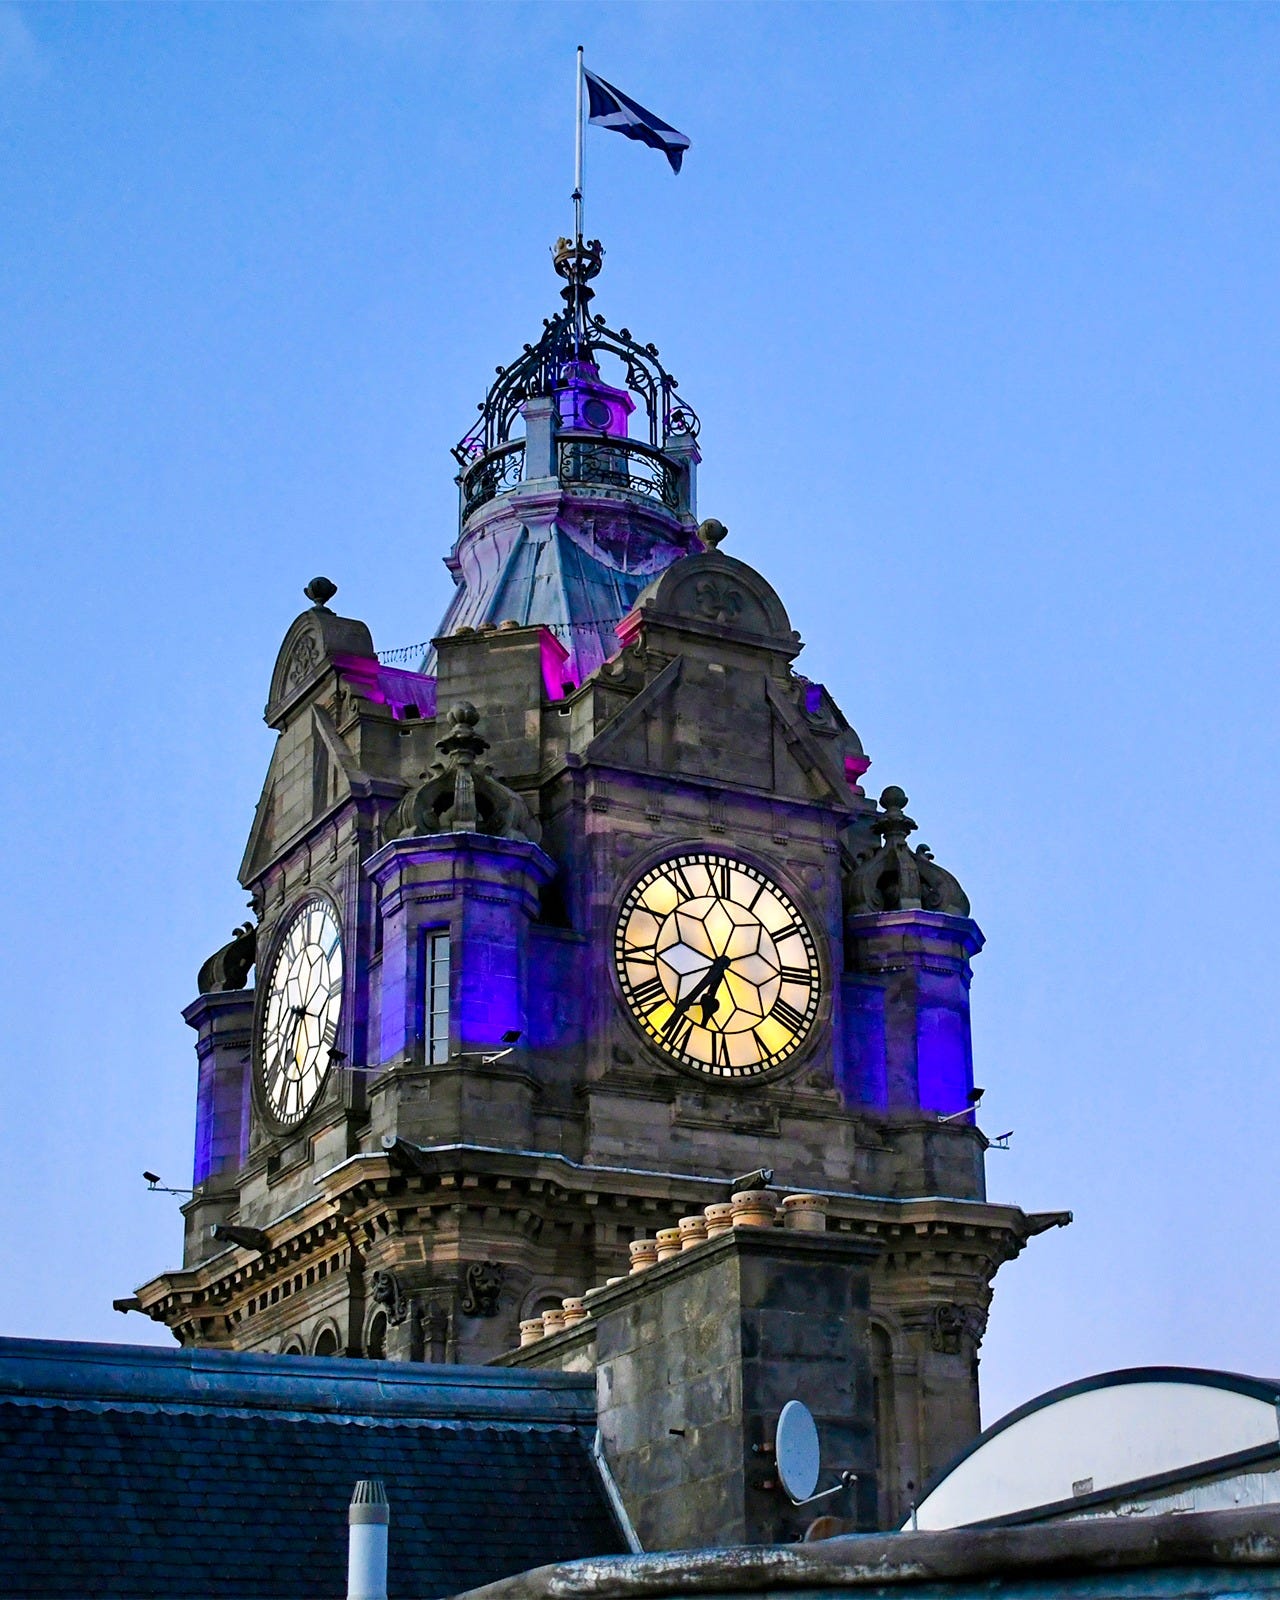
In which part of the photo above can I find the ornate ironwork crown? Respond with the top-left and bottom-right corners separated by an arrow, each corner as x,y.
452,239 -> 699,468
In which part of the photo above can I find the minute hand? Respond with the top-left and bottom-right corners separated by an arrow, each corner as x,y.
663,955 -> 731,1036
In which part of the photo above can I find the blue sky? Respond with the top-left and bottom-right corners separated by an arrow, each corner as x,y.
1,1 -> 1278,1425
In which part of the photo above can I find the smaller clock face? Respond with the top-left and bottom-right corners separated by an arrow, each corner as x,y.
614,852 -> 822,1078
258,897 -> 344,1126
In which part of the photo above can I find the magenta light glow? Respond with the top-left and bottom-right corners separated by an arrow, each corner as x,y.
333,653 -> 437,721
539,628 -> 576,701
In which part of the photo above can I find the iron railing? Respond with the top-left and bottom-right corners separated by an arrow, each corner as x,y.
557,434 -> 680,510
459,440 -> 525,519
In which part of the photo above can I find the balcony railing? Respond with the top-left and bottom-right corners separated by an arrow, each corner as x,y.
459,440 -> 525,520
460,432 -> 684,521
557,434 -> 680,510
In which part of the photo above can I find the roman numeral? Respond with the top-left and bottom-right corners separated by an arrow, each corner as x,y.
771,998 -> 808,1033
710,1031 -> 730,1071
771,922 -> 801,943
665,1015 -> 693,1053
779,965 -> 811,986
716,860 -> 732,899
321,1018 -> 337,1047
630,975 -> 666,1009
670,863 -> 696,901
746,881 -> 766,912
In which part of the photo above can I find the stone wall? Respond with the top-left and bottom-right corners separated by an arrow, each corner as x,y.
505,1225 -> 877,1550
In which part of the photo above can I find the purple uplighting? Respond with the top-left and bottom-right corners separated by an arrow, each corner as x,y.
539,628 -> 576,701
332,653 -> 437,721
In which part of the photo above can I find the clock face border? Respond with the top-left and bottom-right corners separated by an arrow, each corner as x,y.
610,844 -> 828,1085
252,891 -> 345,1134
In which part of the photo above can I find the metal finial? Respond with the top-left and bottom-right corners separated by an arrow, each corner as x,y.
304,577 -> 337,608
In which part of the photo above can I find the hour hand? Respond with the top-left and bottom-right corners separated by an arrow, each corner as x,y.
664,956 -> 729,1035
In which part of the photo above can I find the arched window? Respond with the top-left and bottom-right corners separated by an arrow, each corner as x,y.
366,1311 -> 387,1361
280,1341 -> 304,1357
313,1326 -> 340,1358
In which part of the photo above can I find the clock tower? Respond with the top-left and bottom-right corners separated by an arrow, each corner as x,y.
131,239 -> 1066,1523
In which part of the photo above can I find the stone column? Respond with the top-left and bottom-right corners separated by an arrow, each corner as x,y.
182,988 -> 253,1265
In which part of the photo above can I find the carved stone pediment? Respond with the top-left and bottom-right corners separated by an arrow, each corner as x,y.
265,579 -> 376,729
618,547 -> 801,655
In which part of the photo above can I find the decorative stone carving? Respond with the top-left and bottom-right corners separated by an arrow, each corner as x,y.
459,1260 -> 505,1318
387,704 -> 541,844
622,548 -> 799,653
846,786 -> 970,917
196,923 -> 256,994
370,1269 -> 411,1327
284,631 -> 320,689
931,1302 -> 987,1354
694,577 -> 743,623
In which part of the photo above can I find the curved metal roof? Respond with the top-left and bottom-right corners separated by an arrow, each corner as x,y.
912,1366 -> 1280,1530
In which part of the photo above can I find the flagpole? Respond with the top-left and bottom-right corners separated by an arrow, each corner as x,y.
573,45 -> 584,244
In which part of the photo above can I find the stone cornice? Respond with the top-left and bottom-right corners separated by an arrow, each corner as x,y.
133,1140 -> 1066,1334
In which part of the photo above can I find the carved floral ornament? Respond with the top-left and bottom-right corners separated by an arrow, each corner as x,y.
694,578 -> 744,624
285,631 -> 320,690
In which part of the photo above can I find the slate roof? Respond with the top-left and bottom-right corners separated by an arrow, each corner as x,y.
0,1337 -> 627,1600
425,520 -> 659,686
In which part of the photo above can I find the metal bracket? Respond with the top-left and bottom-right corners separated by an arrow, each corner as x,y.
786,1470 -> 858,1508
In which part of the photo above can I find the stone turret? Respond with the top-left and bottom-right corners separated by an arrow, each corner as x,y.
843,788 -> 982,1122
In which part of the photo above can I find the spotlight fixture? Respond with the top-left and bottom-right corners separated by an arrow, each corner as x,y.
143,1171 -> 193,1195
729,1167 -> 774,1195
937,1087 -> 987,1124
481,1030 -> 523,1065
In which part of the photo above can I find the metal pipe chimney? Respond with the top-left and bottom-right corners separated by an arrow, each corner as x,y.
348,1479 -> 390,1600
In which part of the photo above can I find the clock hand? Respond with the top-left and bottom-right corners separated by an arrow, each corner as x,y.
287,1005 -> 312,1070
664,955 -> 731,1036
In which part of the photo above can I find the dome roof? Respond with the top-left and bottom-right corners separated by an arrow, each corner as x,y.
912,1366 -> 1280,1530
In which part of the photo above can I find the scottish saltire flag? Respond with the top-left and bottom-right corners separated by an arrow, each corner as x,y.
584,69 -> 690,173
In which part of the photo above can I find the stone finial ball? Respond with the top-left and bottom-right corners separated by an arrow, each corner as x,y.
304,576 -> 338,607
879,785 -> 908,811
449,702 -> 480,727
698,518 -> 728,549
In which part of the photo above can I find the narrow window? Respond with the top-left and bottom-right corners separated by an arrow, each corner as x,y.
426,931 -> 451,1064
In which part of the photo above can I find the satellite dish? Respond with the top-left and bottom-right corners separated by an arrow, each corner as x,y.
775,1400 -> 821,1503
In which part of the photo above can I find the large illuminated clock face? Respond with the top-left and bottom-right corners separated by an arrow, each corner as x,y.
614,852 -> 822,1078
257,897 -> 344,1127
